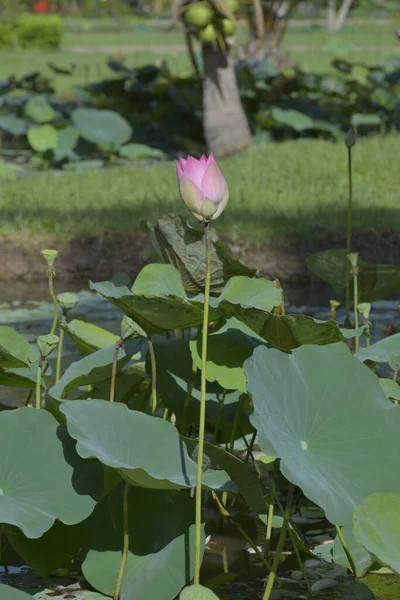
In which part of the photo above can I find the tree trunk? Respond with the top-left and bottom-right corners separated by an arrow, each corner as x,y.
327,0 -> 353,32
202,43 -> 252,158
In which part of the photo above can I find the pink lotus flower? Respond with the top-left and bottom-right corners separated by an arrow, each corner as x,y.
176,153 -> 229,221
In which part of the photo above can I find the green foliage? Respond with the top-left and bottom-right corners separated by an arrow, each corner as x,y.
180,585 -> 220,599
72,108 -> 132,151
353,493 -> 400,574
0,14 -> 62,50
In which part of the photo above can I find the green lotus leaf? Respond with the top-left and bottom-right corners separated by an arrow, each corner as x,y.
72,107 -> 132,150
62,319 -> 119,356
357,333 -> 400,365
180,585 -> 220,599
0,326 -> 37,368
61,399 -> 231,491
0,408 -> 102,538
379,378 -> 400,402
244,342 -> 400,525
25,95 -> 55,123
82,483 -> 202,600
0,585 -> 33,599
27,124 -> 58,152
353,493 -> 400,574
333,524 -> 373,577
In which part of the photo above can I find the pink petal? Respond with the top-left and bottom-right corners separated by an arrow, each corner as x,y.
179,157 -> 187,166
200,159 -> 227,204
178,175 -> 205,221
207,153 -> 216,164
176,161 -> 183,180
181,155 -> 207,188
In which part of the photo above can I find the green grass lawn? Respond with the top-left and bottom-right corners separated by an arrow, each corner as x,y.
1,135 -> 398,245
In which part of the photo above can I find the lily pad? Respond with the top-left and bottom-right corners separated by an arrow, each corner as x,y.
28,124 -> 58,153
0,408 -> 102,538
25,95 -> 55,123
119,143 -> 165,160
244,342 -> 400,525
72,108 -> 132,150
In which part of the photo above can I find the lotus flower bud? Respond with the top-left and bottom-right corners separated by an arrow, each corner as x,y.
345,127 -> 357,149
357,302 -> 371,320
176,153 -> 229,222
41,249 -> 58,267
37,334 -> 59,358
57,292 -> 79,315
347,252 -> 359,268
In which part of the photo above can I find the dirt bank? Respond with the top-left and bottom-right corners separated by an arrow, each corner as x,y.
1,229 -> 399,304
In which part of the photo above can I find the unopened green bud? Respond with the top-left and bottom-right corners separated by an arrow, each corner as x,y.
329,300 -> 340,310
57,292 -> 79,315
357,302 -> 371,320
345,127 -> 357,149
347,252 -> 359,267
121,315 -> 146,340
37,334 -> 59,358
41,249 -> 58,267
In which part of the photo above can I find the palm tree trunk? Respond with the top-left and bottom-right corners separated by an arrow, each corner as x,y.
202,43 -> 252,158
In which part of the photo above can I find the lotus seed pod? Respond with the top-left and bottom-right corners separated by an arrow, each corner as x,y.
347,252 -> 359,267
37,334 -> 59,358
345,127 -> 357,149
329,300 -> 340,310
41,248 -> 58,267
121,315 -> 146,340
199,23 -> 218,44
57,292 -> 79,315
357,302 -> 371,320
221,18 -> 235,36
186,3 -> 214,28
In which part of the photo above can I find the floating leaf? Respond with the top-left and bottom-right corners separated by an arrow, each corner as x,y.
119,143 -> 165,160
55,126 -> 79,160
353,493 -> 400,574
83,483 -> 201,600
5,520 -> 84,577
245,342 -> 400,525
0,326 -> 37,368
272,108 -> 314,132
25,95 -> 55,123
62,319 -> 119,356
72,108 -> 132,150
61,399 -> 231,491
27,124 -> 58,152
0,115 -> 27,135
0,408 -> 102,538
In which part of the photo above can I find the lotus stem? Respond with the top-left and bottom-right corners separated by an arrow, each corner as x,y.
114,482 -> 130,600
353,269 -> 359,353
25,390 -> 33,407
181,362 -> 197,436
245,429 -> 257,463
393,367 -> 399,383
335,524 -> 359,578
110,339 -> 123,403
264,495 -> 274,557
48,271 -> 58,336
288,527 -> 313,596
55,316 -> 66,384
194,220 -> 212,585
345,146 -> 353,327
147,336 -> 158,416
262,484 -> 294,600
36,357 -> 44,410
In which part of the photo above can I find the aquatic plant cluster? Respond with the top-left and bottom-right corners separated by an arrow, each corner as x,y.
2,139 -> 400,600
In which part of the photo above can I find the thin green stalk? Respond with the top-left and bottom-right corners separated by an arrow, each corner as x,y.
147,336 -> 158,416
345,147 -> 353,326
393,366 -> 399,383
55,316 -> 65,383
264,495 -> 274,557
194,220 -> 212,585
335,524 -> 360,578
181,363 -> 197,436
110,340 -> 122,403
353,270 -> 359,352
288,528 -> 313,596
36,358 -> 43,410
163,407 -> 169,420
222,546 -> 229,574
48,272 -> 58,336
114,482 -> 130,600
25,389 -> 33,407
263,484 -> 294,600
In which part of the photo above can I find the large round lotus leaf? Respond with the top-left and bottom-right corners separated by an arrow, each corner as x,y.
25,95 -> 55,123
333,524 -> 373,577
272,108 -> 313,131
379,378 -> 400,402
119,143 -> 165,160
357,334 -> 400,365
82,483 -> 203,600
0,362 -> 44,390
62,319 -> 119,355
5,520 -> 84,577
214,276 -> 281,311
0,585 -> 32,599
0,325 -> 37,368
0,408 -> 102,538
132,263 -> 187,297
55,125 -> 79,159
180,585 -> 220,599
27,125 -> 58,152
61,399 -> 231,491
190,317 -> 266,392
353,493 -> 400,574
0,115 -> 27,135
244,342 -> 400,525
155,338 -> 252,442
306,249 -> 367,294
72,108 -> 132,149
